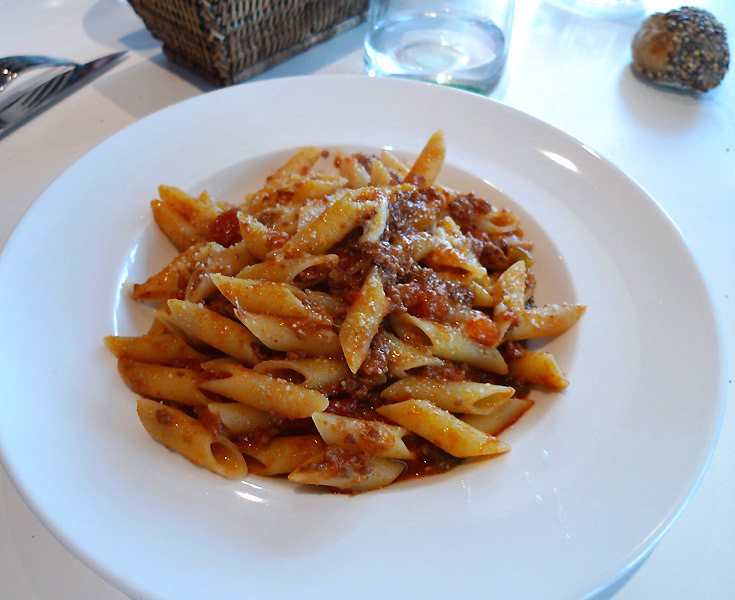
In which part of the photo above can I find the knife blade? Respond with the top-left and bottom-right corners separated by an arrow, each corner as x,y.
0,51 -> 126,139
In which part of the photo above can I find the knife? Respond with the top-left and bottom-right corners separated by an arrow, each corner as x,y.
0,51 -> 126,139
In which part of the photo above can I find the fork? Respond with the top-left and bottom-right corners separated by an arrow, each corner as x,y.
0,51 -> 125,137
1,55 -> 76,87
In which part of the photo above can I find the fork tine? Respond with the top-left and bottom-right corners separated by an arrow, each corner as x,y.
20,69 -> 74,109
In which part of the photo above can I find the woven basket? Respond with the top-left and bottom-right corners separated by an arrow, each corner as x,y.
128,0 -> 369,86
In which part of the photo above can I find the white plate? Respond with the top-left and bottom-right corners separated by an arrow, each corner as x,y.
0,76 -> 725,600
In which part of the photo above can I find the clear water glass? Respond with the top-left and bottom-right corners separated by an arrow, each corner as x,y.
364,0 -> 515,94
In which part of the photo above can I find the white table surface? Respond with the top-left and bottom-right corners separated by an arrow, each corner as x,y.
1,1 -> 732,598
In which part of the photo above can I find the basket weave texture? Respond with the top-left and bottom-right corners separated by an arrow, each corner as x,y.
128,0 -> 369,85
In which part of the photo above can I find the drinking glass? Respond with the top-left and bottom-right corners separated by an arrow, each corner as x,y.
364,0 -> 515,93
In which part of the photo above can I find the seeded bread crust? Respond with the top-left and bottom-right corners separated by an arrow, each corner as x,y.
632,7 -> 729,92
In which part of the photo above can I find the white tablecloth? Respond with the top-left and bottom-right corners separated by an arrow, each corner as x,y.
1,0 -> 733,597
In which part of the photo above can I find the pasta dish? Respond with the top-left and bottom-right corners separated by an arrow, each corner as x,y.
105,131 -> 585,492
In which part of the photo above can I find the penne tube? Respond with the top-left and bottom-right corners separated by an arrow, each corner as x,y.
288,448 -> 405,492
158,185 -> 218,239
475,208 -> 521,235
184,241 -> 255,303
302,290 -> 348,319
338,155 -> 371,188
390,313 -> 508,374
384,332 -> 443,378
506,303 -> 586,341
359,192 -> 389,243
236,253 -> 338,286
207,402 -> 273,435
276,192 -> 377,258
380,149 -> 409,178
117,359 -> 211,406
237,213 -> 285,260
297,196 -> 330,231
137,397 -> 247,479
166,299 -> 261,366
312,412 -> 413,459
370,157 -> 393,186
462,398 -> 534,436
340,266 -> 390,373
380,376 -> 515,415
151,198 -> 204,251
244,435 -> 326,476
266,147 -> 322,183
131,242 -> 220,302
507,348 -> 569,390
104,333 -> 211,365
377,399 -> 510,458
200,361 -> 329,418
492,260 -> 527,337
211,274 -> 330,324
423,217 -> 486,279
234,309 -> 342,357
405,130 -> 445,188
291,175 -> 348,203
253,357 -> 349,390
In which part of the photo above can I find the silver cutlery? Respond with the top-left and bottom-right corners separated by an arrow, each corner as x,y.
0,51 -> 126,138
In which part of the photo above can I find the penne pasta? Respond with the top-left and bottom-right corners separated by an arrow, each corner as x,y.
236,253 -> 338,286
131,242 -> 220,302
462,398 -> 535,436
276,191 -> 379,258
340,266 -> 390,373
166,299 -> 261,366
199,361 -> 329,418
184,241 -> 255,303
117,359 -> 211,406
377,399 -> 510,458
390,313 -> 508,374
337,155 -> 371,188
493,260 -> 527,338
110,132 -> 585,493
381,376 -> 515,414
405,129 -> 445,188
234,309 -> 342,357
384,332 -> 443,378
370,157 -> 392,186
253,357 -> 349,390
212,274 -> 330,324
267,147 -> 321,183
243,435 -> 326,476
151,198 -> 204,251
288,449 -> 405,492
207,402 -> 273,436
137,397 -> 247,479
312,412 -> 414,459
506,303 -> 586,341
237,213 -> 284,260
158,185 -> 218,240
104,333 -> 211,365
507,347 -> 570,390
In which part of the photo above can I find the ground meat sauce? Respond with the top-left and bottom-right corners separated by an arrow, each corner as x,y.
447,193 -> 533,272
395,267 -> 474,321
387,188 -> 445,238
